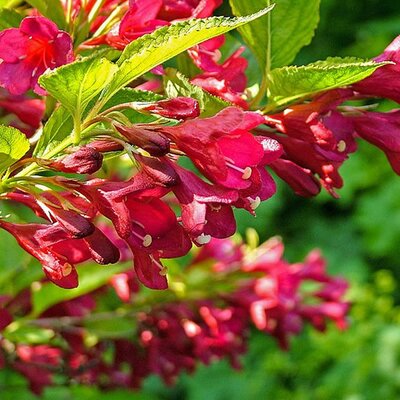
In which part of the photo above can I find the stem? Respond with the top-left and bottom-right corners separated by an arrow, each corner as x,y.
250,0 -> 272,109
87,0 -> 107,26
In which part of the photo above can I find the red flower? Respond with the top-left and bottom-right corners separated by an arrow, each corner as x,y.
0,221 -> 119,288
168,161 -> 238,243
0,89 -> 45,137
351,110 -> 400,174
0,17 -> 74,95
96,0 -> 221,49
189,37 -> 249,107
353,35 -> 400,103
163,107 -> 265,190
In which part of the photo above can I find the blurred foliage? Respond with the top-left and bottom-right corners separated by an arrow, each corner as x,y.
2,0 -> 400,398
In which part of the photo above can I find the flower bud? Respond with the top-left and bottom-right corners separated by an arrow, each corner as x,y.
114,123 -> 170,156
45,146 -> 103,174
87,139 -> 124,153
141,97 -> 200,120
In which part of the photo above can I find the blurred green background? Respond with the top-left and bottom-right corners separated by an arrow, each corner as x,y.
2,0 -> 400,398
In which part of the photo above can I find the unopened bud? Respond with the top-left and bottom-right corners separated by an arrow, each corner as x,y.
44,146 -> 103,174
141,97 -> 200,120
114,123 -> 170,156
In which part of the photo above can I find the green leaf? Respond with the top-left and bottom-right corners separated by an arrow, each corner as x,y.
163,68 -> 230,117
85,316 -> 136,339
25,0 -> 67,29
100,7 -> 274,104
267,57 -> 390,109
0,8 -> 23,29
230,0 -> 320,70
39,57 -> 118,119
31,262 -> 130,317
4,322 -> 55,344
0,126 -> 30,176
0,0 -> 21,9
33,105 -> 73,157
101,88 -> 164,123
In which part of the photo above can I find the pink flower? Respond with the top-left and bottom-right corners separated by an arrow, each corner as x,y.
261,89 -> 359,196
163,107 -> 266,190
353,35 -> 400,103
168,161 -> 238,243
0,221 -> 119,288
351,110 -> 400,174
0,89 -> 45,137
189,37 -> 249,107
103,0 -> 221,49
265,89 -> 354,150
139,97 -> 200,120
0,17 -> 74,95
41,146 -> 104,175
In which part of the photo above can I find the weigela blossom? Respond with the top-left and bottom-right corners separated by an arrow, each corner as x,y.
353,35 -> 400,103
99,0 -> 222,49
189,37 -> 249,107
0,17 -> 74,95
0,89 -> 45,137
163,107 -> 267,190
351,110 -> 400,174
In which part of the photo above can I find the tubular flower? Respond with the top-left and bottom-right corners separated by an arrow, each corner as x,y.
162,107 -> 266,190
0,17 -> 74,95
101,0 -> 222,49
0,221 -> 120,288
350,109 -> 400,174
0,89 -> 45,137
189,36 -> 249,107
168,160 -> 238,243
353,35 -> 400,103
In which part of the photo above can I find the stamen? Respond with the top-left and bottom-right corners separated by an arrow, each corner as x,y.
195,233 -> 212,245
150,255 -> 168,276
337,140 -> 346,152
131,230 -> 153,247
62,263 -> 73,277
142,234 -> 153,247
249,196 -> 261,211
224,158 -> 253,180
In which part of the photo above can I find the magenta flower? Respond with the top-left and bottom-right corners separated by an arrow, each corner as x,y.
351,110 -> 400,174
42,146 -> 104,175
353,35 -> 400,103
0,16 -> 74,95
163,107 -> 265,190
103,0 -> 221,49
0,89 -> 45,137
265,89 -> 354,150
168,161 -> 238,243
139,97 -> 200,120
0,220 -> 119,288
189,37 -> 249,108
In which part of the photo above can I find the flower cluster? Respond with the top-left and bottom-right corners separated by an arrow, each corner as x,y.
2,1 -> 399,394
0,236 -> 349,394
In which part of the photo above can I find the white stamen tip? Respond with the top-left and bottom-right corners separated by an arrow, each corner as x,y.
250,196 -> 261,210
242,167 -> 252,180
337,140 -> 346,152
62,263 -> 73,277
142,234 -> 153,247
159,267 -> 168,276
195,233 -> 212,245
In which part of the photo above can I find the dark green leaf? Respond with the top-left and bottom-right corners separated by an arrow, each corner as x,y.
230,0 -> 320,70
